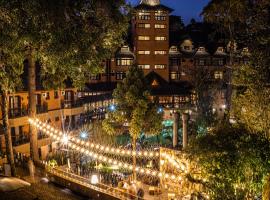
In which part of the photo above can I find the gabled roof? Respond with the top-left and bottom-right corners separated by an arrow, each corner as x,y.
145,71 -> 192,96
115,46 -> 135,59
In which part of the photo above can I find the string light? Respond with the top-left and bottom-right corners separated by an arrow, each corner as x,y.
29,118 -> 185,181
30,118 -> 160,158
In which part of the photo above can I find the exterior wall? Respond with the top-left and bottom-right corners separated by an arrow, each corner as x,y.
0,88 -> 84,159
132,8 -> 170,81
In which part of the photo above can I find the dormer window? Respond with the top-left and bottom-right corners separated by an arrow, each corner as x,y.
184,46 -> 190,51
217,47 -> 224,53
170,46 -> 178,52
120,46 -> 130,52
198,47 -> 206,52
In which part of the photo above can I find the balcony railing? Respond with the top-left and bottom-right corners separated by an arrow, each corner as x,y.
36,103 -> 48,114
61,100 -> 83,109
8,108 -> 28,119
12,136 -> 30,147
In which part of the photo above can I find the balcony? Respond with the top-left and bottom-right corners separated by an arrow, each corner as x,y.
8,108 -> 28,119
61,100 -> 83,109
12,136 -> 30,147
36,103 -> 48,114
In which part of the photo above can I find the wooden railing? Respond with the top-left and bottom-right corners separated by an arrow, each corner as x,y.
47,167 -> 144,200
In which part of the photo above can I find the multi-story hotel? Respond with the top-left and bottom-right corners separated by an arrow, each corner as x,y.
0,0 -> 250,160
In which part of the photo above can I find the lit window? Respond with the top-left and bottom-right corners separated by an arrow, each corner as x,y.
154,50 -> 166,55
116,58 -> 133,66
155,36 -> 166,41
214,71 -> 223,79
138,36 -> 150,40
155,11 -> 166,21
170,72 -> 180,80
138,50 -> 150,55
138,64 -> 150,69
155,64 -> 166,69
116,72 -> 126,80
138,11 -> 150,20
138,23 -> 151,28
155,24 -> 166,29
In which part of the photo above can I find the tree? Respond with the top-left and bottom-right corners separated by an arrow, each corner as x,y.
201,0 -> 250,113
0,0 -> 129,165
102,66 -> 163,180
0,5 -> 24,176
187,125 -> 270,199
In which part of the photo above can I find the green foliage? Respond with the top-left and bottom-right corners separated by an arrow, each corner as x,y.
102,66 -> 163,140
0,0 -> 129,90
263,174 -> 270,200
188,126 -> 270,199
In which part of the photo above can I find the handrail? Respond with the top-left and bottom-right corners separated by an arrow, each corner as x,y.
48,167 -> 145,200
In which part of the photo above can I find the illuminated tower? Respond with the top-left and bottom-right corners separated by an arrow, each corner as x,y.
133,0 -> 173,81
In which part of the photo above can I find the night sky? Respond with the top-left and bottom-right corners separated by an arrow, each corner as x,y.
127,0 -> 210,24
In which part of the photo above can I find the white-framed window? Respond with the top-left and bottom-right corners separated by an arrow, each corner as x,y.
214,71 -> 223,79
138,64 -> 150,69
155,64 -> 166,69
154,50 -> 166,55
138,36 -> 150,41
218,59 -> 224,65
116,58 -> 133,66
155,24 -> 166,29
116,72 -> 126,80
138,23 -> 151,28
155,36 -> 166,41
138,50 -> 150,55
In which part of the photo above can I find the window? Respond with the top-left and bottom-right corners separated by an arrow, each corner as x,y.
169,59 -> 180,66
170,72 -> 181,80
138,23 -> 150,28
155,64 -> 166,69
181,71 -> 186,76
116,72 -> 125,80
138,36 -> 150,40
46,92 -> 50,100
155,11 -> 166,21
54,91 -> 59,99
184,46 -> 191,51
138,12 -> 150,20
138,64 -> 150,69
90,74 -> 101,80
199,59 -> 205,66
138,50 -> 150,55
155,36 -> 166,41
155,24 -> 166,29
154,50 -> 166,55
218,59 -> 224,65
116,58 -> 133,66
214,71 -> 223,79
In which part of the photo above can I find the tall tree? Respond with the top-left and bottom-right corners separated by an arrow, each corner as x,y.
0,0 -> 129,165
0,5 -> 24,176
201,0 -> 249,113
102,66 -> 163,180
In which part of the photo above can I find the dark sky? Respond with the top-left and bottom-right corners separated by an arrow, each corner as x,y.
127,0 -> 210,24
